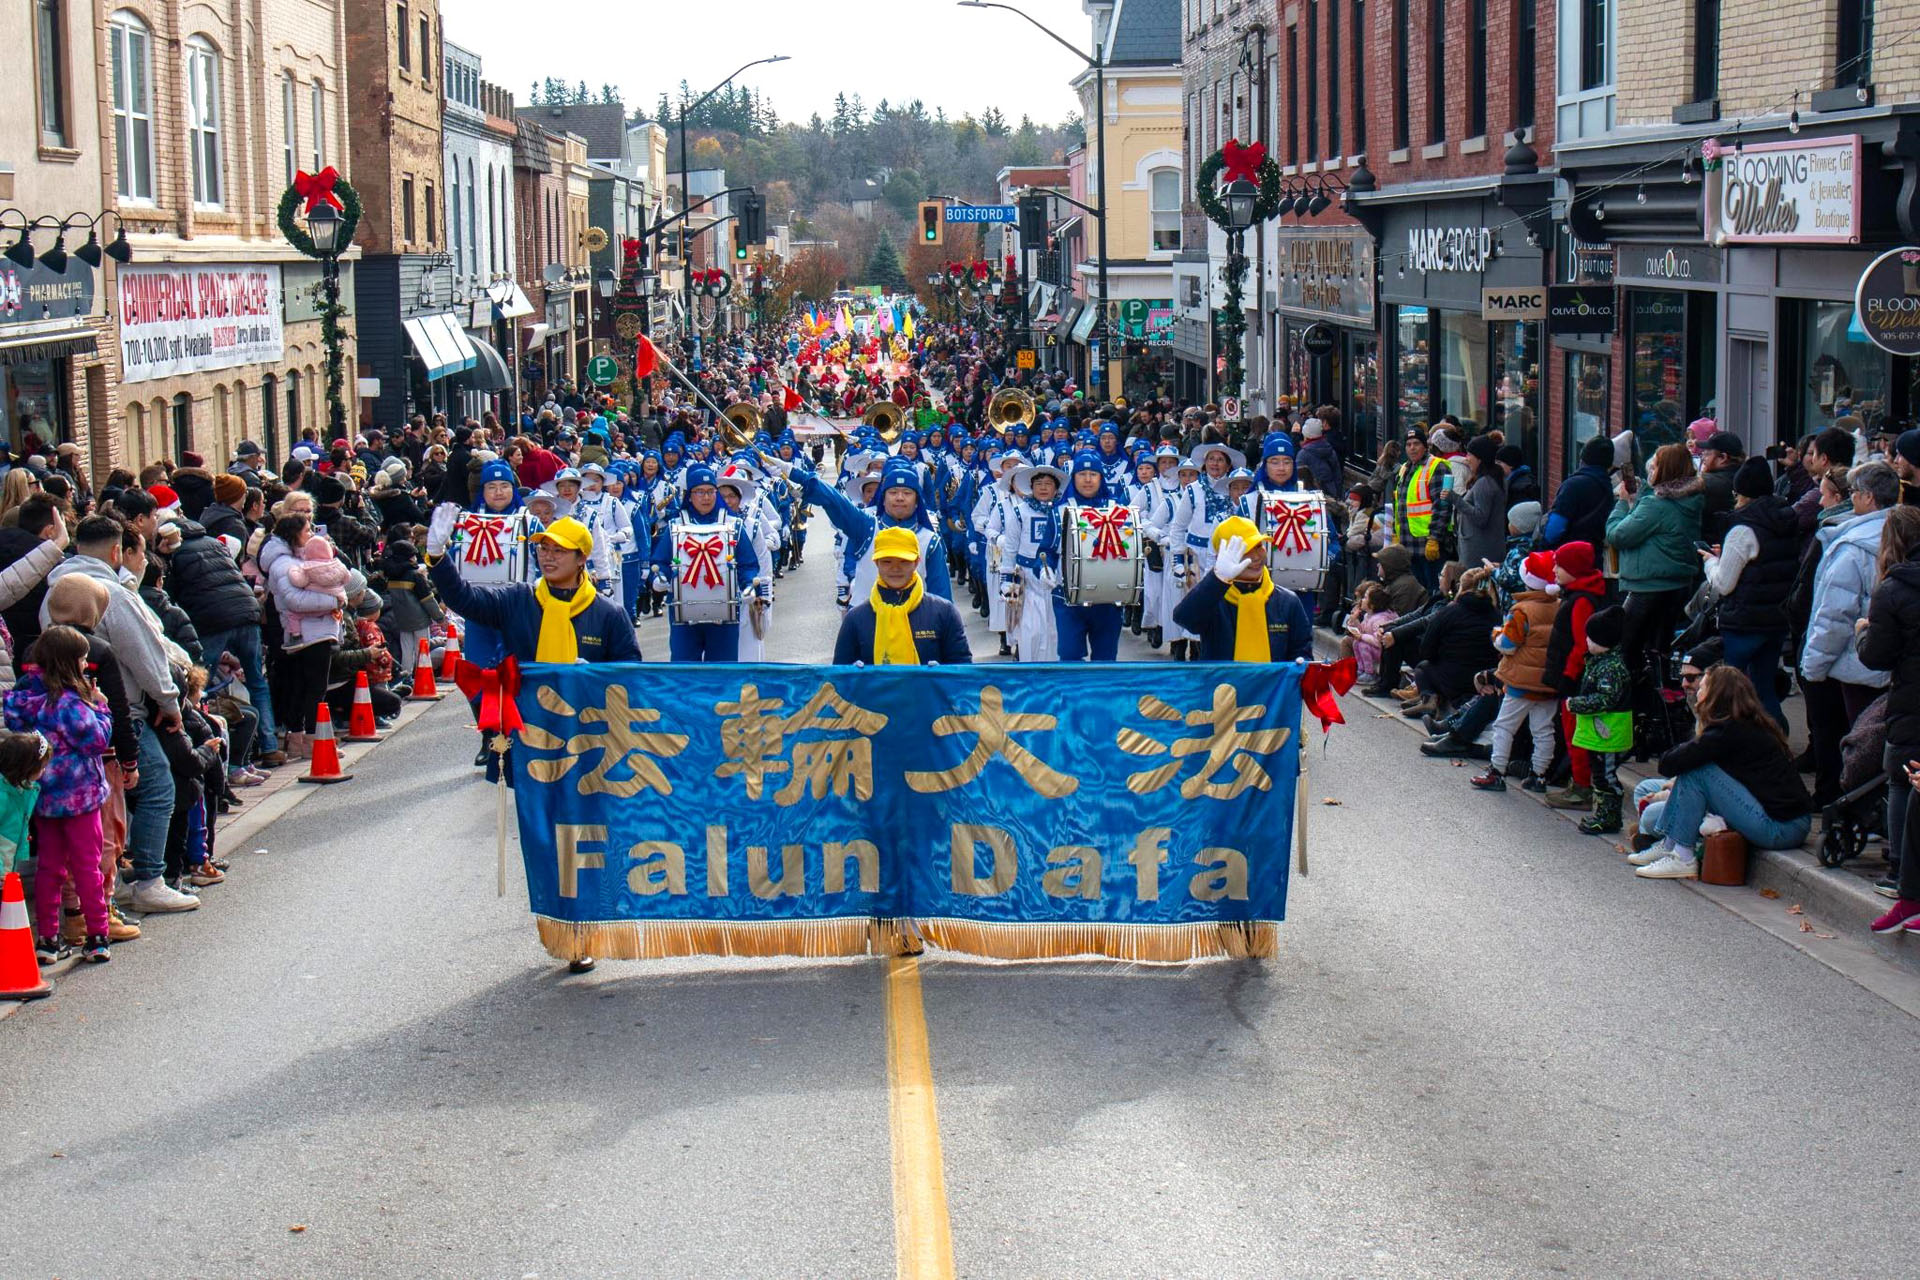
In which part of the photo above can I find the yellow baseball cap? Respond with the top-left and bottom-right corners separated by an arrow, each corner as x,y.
530,516 -> 594,556
871,526 -> 921,562
1211,514 -> 1270,553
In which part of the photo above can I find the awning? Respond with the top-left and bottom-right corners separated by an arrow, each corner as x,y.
453,337 -> 513,392
489,281 -> 535,319
403,317 -> 457,378
1070,304 -> 1100,346
1053,215 -> 1082,241
522,322 -> 551,349
1052,299 -> 1084,341
0,321 -> 98,366
404,314 -> 476,381
429,314 -> 479,373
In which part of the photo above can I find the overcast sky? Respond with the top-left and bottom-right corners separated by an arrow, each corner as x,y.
445,0 -> 1095,126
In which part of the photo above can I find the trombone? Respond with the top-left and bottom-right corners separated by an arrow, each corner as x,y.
863,400 -> 906,444
720,401 -> 761,451
986,387 -> 1035,438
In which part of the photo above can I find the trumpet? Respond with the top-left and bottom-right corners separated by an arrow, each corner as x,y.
986,387 -> 1034,437
863,400 -> 906,443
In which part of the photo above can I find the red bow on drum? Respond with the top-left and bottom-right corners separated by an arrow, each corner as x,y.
1081,507 -> 1131,560
453,656 -> 523,735
1221,140 -> 1267,184
680,534 -> 725,588
1265,499 -> 1317,556
293,166 -> 344,213
455,514 -> 507,567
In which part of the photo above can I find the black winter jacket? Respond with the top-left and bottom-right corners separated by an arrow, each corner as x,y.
139,579 -> 203,667
1860,555 -> 1920,746
1700,467 -> 1739,545
832,586 -> 975,665
80,629 -> 139,769
1417,594 -> 1500,700
170,468 -> 216,521
163,519 -> 260,635
0,525 -> 53,656
1718,496 -> 1800,633
199,501 -> 247,543
1657,721 -> 1811,820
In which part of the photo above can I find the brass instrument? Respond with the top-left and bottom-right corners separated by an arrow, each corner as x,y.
986,387 -> 1035,437
720,401 -> 761,451
863,400 -> 905,443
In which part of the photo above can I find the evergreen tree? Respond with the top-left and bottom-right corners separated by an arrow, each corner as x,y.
865,229 -> 907,292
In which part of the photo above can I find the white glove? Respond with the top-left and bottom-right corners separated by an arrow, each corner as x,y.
755,580 -> 772,602
759,452 -> 794,478
1213,535 -> 1251,584
426,503 -> 461,557
650,573 -> 669,593
999,578 -> 1018,601
1037,567 -> 1058,590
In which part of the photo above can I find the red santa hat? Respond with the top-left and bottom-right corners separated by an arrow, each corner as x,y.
148,484 -> 181,513
1521,550 -> 1558,594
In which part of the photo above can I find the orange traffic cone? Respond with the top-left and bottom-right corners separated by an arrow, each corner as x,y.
345,670 -> 381,741
440,624 -> 462,680
298,702 -> 353,784
0,871 -> 53,1001
411,638 -> 443,701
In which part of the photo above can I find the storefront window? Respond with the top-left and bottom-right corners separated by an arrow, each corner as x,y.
1285,323 -> 1312,408
1564,351 -> 1610,468
1800,298 -> 1890,434
1394,305 -> 1430,432
1489,321 -> 1540,460
1349,334 -> 1380,459
1435,309 -> 1489,429
2,358 -> 70,449
1628,289 -> 1688,450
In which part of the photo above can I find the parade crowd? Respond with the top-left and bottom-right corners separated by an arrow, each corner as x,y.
10,307 -> 1920,974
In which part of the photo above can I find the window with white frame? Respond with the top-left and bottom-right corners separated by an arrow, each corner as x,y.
36,0 -> 67,148
283,73 -> 297,186
311,81 -> 326,170
450,166 -> 463,273
108,11 -> 155,200
1150,168 -> 1182,251
185,37 -> 223,207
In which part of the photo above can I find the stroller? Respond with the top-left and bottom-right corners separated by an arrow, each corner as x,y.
1820,692 -> 1889,867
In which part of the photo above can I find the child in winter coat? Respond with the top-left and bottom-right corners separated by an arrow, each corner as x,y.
1543,540 -> 1608,810
282,535 -> 351,642
1472,551 -> 1564,793
376,537 -> 446,666
2,626 -> 115,963
0,730 -> 48,870
1341,581 -> 1398,679
1565,605 -> 1633,833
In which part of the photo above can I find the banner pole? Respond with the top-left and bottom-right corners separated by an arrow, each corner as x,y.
1295,708 -> 1309,877
495,744 -> 510,898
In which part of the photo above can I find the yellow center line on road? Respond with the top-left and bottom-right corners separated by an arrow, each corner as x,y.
885,955 -> 955,1280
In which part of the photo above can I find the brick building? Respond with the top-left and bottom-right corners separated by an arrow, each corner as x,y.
98,0 -> 358,471
440,36 -> 518,422
511,116 -> 579,400
1560,0 -> 1920,458
5,0 -> 119,477
345,0 -> 466,432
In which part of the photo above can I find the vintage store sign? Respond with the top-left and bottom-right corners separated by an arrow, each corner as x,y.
1706,135 -> 1861,246
117,264 -> 283,383
1481,287 -> 1546,320
1855,247 -> 1920,357
1406,226 -> 1495,274
1278,233 -> 1376,323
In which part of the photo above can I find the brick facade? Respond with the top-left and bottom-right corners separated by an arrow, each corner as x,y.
344,0 -> 446,257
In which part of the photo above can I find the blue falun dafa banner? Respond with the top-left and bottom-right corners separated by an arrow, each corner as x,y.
509,663 -> 1303,962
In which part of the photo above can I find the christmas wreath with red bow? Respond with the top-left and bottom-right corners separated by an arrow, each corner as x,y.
1195,140 -> 1282,231
277,168 -> 363,258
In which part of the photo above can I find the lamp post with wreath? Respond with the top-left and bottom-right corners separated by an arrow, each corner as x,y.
280,167 -> 360,439
1195,141 -> 1280,417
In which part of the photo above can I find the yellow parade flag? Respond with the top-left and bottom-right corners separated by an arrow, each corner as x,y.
840,305 -> 854,333
903,309 -> 916,340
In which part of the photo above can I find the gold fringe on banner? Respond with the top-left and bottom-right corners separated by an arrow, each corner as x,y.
912,918 -> 1278,963
535,915 -> 892,961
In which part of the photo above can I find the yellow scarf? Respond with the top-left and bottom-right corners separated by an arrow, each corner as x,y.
533,577 -> 597,663
869,576 -> 925,665
1224,570 -> 1275,662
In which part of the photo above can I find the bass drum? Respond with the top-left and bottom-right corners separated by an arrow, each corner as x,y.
668,518 -> 740,626
1062,503 -> 1144,607
1256,490 -> 1330,593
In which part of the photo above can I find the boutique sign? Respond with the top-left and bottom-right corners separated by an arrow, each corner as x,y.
1855,247 -> 1920,357
1705,135 -> 1861,246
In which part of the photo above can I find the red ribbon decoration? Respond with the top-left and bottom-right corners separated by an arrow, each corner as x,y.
453,656 -> 524,735
680,534 -> 725,589
293,166 -> 344,214
1300,656 -> 1357,733
454,513 -> 508,568
1264,497 -> 1317,556
1081,507 -> 1131,560
971,261 -> 990,282
1220,140 -> 1267,184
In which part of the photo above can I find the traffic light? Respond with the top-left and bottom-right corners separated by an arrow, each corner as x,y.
738,190 -> 765,244
919,200 -> 944,246
1018,193 -> 1048,246
734,223 -> 748,261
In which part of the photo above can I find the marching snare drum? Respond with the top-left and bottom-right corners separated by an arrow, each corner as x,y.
450,511 -> 535,585
1256,490 -> 1331,592
669,518 -> 741,626
1062,503 -> 1144,607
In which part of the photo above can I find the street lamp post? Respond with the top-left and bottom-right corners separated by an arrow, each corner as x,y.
304,201 -> 349,438
680,55 -> 789,366
1220,178 -> 1257,411
959,2 -> 1107,393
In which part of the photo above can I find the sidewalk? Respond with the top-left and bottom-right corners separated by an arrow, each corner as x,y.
1347,667 -> 1920,980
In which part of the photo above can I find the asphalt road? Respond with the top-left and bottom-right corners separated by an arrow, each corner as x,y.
3,533 -> 1917,1279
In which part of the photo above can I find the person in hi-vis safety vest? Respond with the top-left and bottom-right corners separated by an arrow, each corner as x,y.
1392,427 -> 1452,592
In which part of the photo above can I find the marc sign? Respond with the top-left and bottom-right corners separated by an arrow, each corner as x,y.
1706,134 -> 1861,246
1481,288 -> 1546,320
1855,247 -> 1920,357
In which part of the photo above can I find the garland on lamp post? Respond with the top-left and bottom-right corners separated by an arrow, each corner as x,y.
1195,142 -> 1280,406
278,170 -> 362,437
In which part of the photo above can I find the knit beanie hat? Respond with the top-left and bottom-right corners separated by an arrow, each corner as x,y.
1507,500 -> 1542,534
1733,456 -> 1775,499
1521,551 -> 1558,593
1554,540 -> 1596,578
212,474 -> 246,506
1585,605 -> 1625,650
1302,417 -> 1325,439
1897,428 -> 1920,468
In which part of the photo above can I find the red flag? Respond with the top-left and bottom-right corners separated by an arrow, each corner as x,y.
782,385 -> 802,412
633,334 -> 659,379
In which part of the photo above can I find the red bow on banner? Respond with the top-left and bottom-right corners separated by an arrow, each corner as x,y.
1081,507 -> 1131,560
1221,140 -> 1267,184
293,167 -> 344,214
1301,656 -> 1358,733
453,656 -> 524,735
680,534 -> 725,588
1265,498 -> 1318,556
454,513 -> 508,567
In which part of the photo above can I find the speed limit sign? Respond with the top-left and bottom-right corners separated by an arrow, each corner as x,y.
1016,348 -> 1037,370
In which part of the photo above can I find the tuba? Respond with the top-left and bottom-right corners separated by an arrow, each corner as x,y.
721,401 -> 761,451
863,400 -> 905,444
986,387 -> 1035,437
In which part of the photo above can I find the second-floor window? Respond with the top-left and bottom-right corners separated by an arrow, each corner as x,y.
1150,168 -> 1182,251
397,3 -> 411,70
1580,0 -> 1611,92
403,176 -> 416,243
1837,0 -> 1874,89
1328,0 -> 1342,158
282,73 -> 297,186
109,10 -> 155,201
420,18 -> 432,85
185,37 -> 223,207
1305,3 -> 1319,162
311,81 -> 326,170
1428,0 -> 1447,145
1392,0 -> 1410,150
426,181 -> 437,244
1469,0 -> 1488,136
35,0 -> 67,148
1353,0 -> 1367,153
